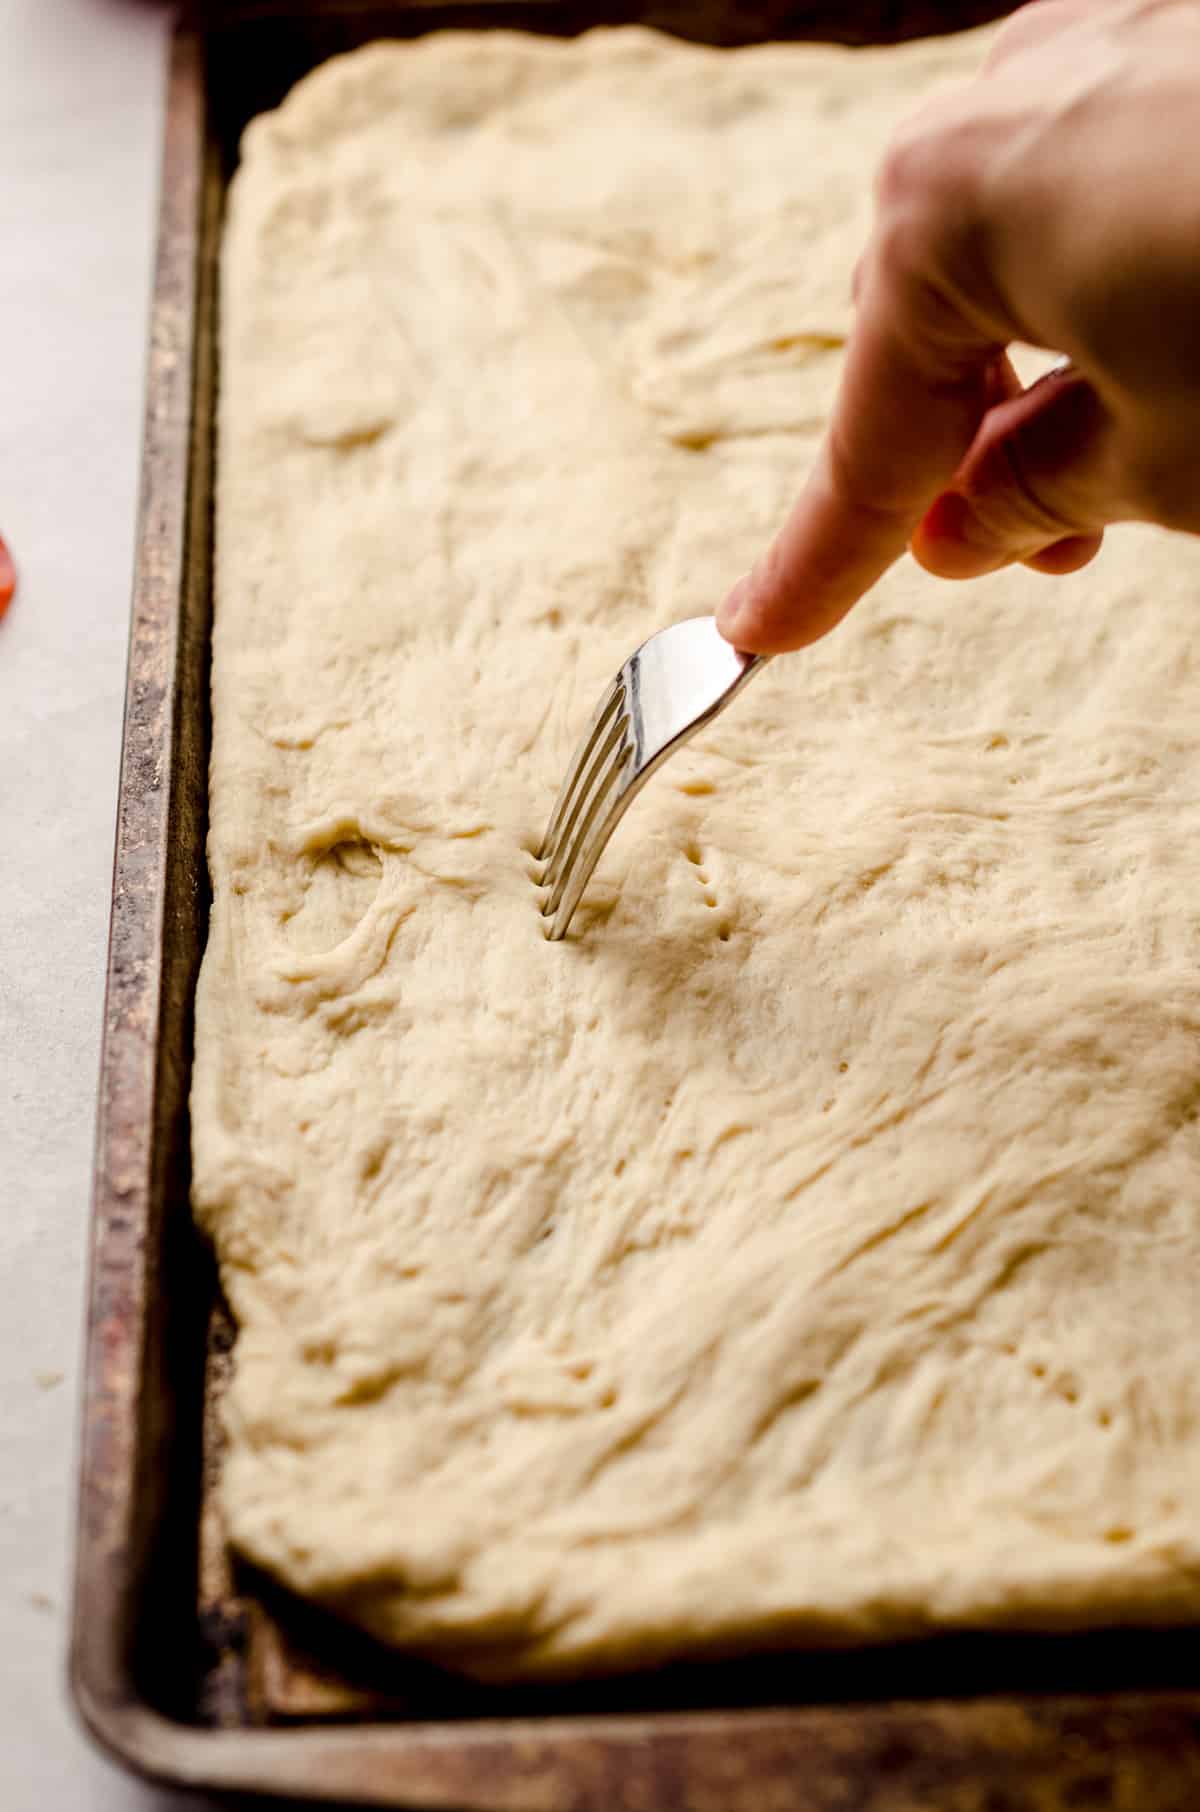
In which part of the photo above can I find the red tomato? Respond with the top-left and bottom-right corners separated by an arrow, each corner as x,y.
0,535 -> 14,617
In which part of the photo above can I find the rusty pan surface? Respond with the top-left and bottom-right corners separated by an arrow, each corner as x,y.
70,3 -> 1200,1803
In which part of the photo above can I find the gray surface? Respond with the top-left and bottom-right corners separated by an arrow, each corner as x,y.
0,0 -> 224,1803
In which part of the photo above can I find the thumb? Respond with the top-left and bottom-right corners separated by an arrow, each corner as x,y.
911,365 -> 1121,581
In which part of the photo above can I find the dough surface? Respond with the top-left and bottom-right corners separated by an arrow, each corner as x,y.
194,24 -> 1200,1678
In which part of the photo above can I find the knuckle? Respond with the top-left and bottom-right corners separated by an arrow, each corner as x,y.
876,103 -> 975,221
875,110 -> 939,211
987,0 -> 1080,68
969,474 -> 1062,547
873,106 -> 985,296
991,431 -> 1098,547
994,434 -> 1073,538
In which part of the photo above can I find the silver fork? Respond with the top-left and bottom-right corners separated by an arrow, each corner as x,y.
536,615 -> 768,941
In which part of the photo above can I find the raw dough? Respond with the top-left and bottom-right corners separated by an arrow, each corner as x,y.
194,24 -> 1200,1679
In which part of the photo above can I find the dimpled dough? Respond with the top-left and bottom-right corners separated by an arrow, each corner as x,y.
193,23 -> 1200,1678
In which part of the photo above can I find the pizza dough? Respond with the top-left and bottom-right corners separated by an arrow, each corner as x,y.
193,24 -> 1200,1679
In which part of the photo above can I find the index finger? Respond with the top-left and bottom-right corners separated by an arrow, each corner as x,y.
717,233 -> 1011,654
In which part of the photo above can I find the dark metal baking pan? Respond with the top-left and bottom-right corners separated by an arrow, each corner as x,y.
71,2 -> 1200,1803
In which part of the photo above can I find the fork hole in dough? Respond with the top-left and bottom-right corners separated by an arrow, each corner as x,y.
283,836 -> 383,953
360,1145 -> 387,1183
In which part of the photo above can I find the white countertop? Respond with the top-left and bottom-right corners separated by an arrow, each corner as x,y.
0,1 -> 235,1803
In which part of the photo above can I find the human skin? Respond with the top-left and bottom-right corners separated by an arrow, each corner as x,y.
717,0 -> 1200,655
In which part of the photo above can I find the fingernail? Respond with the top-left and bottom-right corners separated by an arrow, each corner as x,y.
717,574 -> 753,641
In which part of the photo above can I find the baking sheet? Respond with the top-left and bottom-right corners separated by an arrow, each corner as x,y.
70,3 -> 1200,1804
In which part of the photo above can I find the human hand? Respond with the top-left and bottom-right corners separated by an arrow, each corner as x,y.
718,0 -> 1200,654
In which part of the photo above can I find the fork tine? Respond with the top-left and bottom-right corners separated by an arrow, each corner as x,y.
541,736 -> 631,919
538,677 -> 625,862
540,705 -> 628,894
541,750 -> 636,939
543,710 -> 630,902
